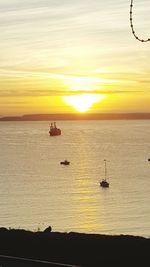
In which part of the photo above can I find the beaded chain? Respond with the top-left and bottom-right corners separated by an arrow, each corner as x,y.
130,0 -> 150,42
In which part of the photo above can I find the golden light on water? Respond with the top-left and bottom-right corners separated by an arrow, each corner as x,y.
62,93 -> 105,112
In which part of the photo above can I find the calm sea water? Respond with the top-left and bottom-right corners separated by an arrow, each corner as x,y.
0,120 -> 150,237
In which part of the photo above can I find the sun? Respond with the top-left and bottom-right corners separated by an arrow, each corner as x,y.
62,93 -> 105,112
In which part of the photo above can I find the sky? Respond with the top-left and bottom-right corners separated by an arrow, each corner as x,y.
0,0 -> 150,116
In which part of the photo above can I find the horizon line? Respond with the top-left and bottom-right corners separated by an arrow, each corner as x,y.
0,112 -> 150,121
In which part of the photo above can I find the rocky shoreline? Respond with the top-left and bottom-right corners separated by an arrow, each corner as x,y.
0,228 -> 149,266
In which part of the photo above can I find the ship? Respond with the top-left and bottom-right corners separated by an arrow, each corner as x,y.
49,122 -> 61,136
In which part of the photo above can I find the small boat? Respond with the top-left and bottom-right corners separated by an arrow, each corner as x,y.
100,159 -> 109,188
49,122 -> 61,136
100,179 -> 109,188
60,160 -> 70,165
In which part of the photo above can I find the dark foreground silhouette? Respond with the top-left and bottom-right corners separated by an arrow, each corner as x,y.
0,228 -> 149,266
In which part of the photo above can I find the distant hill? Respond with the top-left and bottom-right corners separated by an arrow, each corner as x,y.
0,113 -> 150,121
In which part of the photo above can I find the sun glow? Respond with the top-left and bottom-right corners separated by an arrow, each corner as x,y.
62,93 -> 105,112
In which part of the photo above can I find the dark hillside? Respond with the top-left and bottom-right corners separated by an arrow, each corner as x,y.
0,228 -> 149,266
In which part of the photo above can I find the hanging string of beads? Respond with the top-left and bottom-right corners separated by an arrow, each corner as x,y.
130,0 -> 150,42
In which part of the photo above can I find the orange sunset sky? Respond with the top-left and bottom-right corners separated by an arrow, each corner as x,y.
0,0 -> 150,116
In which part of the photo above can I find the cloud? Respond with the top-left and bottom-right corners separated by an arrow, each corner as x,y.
139,80 -> 150,84
0,87 -> 143,98
0,0 -> 150,104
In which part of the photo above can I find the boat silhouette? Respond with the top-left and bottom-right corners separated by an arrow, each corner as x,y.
100,159 -> 109,188
60,160 -> 70,165
49,122 -> 61,136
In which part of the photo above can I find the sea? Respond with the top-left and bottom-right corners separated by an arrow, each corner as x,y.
0,120 -> 150,238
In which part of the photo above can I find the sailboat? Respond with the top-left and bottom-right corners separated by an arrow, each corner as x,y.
100,159 -> 109,188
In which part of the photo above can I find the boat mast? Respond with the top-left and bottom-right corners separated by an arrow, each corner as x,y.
104,159 -> 107,180
50,122 -> 53,130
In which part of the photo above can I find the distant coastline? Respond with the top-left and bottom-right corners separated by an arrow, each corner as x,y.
0,113 -> 150,121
